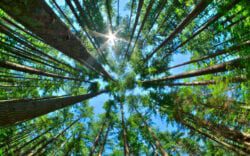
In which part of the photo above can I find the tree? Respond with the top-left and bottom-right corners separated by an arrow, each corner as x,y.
0,0 -> 249,155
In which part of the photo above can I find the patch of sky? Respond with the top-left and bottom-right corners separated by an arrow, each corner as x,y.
88,93 -> 110,117
169,52 -> 191,75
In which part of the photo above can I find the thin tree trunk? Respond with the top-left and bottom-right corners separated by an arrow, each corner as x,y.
30,118 -> 80,156
166,41 -> 250,70
124,0 -> 144,59
13,127 -> 54,154
0,90 -> 107,126
129,0 -> 155,59
21,138 -> 47,156
187,113 -> 250,148
162,0 -> 240,59
1,43 -> 75,74
97,124 -> 111,156
165,76 -> 247,86
128,0 -> 135,29
0,25 -> 79,73
145,0 -> 211,62
134,108 -> 168,156
0,60 -> 84,82
105,0 -> 113,31
120,102 -> 130,156
178,117 -> 249,155
142,57 -> 246,84
147,0 -> 167,33
0,16 -> 42,41
66,0 -> 108,65
89,120 -> 106,156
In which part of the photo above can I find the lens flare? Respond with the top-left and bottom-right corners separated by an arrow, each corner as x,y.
107,32 -> 116,46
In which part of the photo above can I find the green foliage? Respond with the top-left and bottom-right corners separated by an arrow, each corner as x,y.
0,0 -> 249,155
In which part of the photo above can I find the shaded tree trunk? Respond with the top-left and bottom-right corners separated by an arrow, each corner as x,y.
145,0 -> 211,62
0,0 -> 112,80
0,24 -> 80,73
142,57 -> 247,84
0,90 -> 107,126
162,0 -> 240,58
120,102 -> 130,156
129,0 -> 155,59
134,108 -> 168,156
97,124 -> 111,156
124,0 -> 144,58
165,76 -> 247,86
14,126 -> 54,154
89,120 -> 106,156
0,60 -> 84,82
31,118 -> 80,156
178,117 -> 249,155
166,40 -> 249,70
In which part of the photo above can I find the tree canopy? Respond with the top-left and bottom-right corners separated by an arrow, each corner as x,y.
0,0 -> 249,155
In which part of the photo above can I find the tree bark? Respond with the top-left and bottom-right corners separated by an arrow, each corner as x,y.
166,41 -> 250,70
120,102 -> 130,156
97,125 -> 111,156
124,0 -> 144,58
134,108 -> 168,156
142,57 -> 246,84
145,0 -> 211,62
0,0 -> 112,80
31,118 -> 80,156
162,0 -> 240,59
179,118 -> 249,155
130,0 -> 155,59
0,24 -> 79,73
187,113 -> 250,149
165,76 -> 247,86
128,0 -> 135,29
0,90 -> 107,126
0,60 -> 84,82
89,120 -> 106,156
14,127 -> 54,154
1,42 -> 75,74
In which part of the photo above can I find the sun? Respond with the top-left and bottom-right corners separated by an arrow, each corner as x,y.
107,32 -> 116,46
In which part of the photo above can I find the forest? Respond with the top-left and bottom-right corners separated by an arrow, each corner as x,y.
0,0 -> 249,155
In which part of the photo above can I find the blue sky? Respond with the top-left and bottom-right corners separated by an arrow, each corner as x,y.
86,0 -> 191,131
47,0 -> 191,134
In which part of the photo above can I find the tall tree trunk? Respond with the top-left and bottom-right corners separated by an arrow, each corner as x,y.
14,126 -> 54,154
162,0 -> 240,58
129,0 -> 155,59
166,41 -> 249,70
0,16 -> 42,41
1,42 -> 75,74
0,90 -> 107,126
142,57 -> 247,84
89,120 -> 106,156
97,124 -> 111,156
30,118 -> 80,156
0,60 -> 84,82
0,0 -> 112,80
165,76 -> 246,86
134,108 -> 168,156
105,0 -> 113,31
128,0 -> 135,29
21,138 -> 47,156
145,0 -> 211,62
120,102 -> 130,155
124,0 -> 144,58
178,117 -> 249,155
186,113 -> 250,148
0,24 -> 80,73
147,0 -> 167,33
